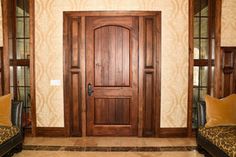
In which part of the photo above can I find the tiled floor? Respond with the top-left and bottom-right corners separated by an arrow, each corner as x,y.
23,137 -> 197,147
13,137 -> 204,157
14,151 -> 203,157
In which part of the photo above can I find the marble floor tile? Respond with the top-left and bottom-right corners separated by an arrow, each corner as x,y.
13,151 -> 204,157
23,137 -> 197,147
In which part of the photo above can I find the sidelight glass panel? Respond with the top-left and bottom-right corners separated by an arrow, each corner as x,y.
199,88 -> 207,101
211,39 -> 215,59
200,67 -> 208,86
24,0 -> 29,16
192,87 -> 199,129
201,0 -> 208,16
25,67 -> 30,86
11,0 -> 31,131
200,39 -> 209,59
193,88 -> 199,102
193,66 -> 199,86
200,18 -> 208,37
17,87 -> 25,101
16,39 -> 24,59
25,39 -> 30,59
17,66 -> 25,86
211,67 -> 215,95
25,87 -> 31,107
16,0 -> 24,16
194,18 -> 199,37
192,0 -> 215,131
194,40 -> 200,59
10,67 -> 13,86
10,87 -> 14,99
9,41 -> 13,59
16,18 -> 24,38
25,18 -> 30,38
194,0 -> 200,16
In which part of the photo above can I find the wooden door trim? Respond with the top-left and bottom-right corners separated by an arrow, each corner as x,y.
187,0 -> 194,137
1,0 -> 10,94
63,11 -> 161,137
64,11 -> 160,17
29,0 -> 37,137
214,0 -> 222,98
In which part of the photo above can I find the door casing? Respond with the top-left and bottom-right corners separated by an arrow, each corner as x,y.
63,11 -> 161,137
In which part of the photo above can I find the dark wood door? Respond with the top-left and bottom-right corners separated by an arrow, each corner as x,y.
85,16 -> 139,136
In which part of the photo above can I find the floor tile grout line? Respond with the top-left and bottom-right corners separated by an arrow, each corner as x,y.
23,145 -> 197,152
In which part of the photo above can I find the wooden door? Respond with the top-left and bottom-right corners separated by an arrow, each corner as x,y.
85,16 -> 139,136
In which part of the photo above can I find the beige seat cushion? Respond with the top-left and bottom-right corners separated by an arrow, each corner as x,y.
0,94 -> 12,126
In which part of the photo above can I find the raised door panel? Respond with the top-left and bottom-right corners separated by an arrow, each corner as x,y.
144,73 -> 154,135
71,72 -> 81,135
145,18 -> 154,68
94,98 -> 130,125
222,47 -> 236,97
94,26 -> 130,87
86,16 -> 138,136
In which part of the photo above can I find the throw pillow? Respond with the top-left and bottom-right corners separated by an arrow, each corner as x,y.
205,94 -> 236,127
0,94 -> 12,126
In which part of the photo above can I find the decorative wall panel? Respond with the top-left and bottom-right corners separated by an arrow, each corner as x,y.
35,0 -> 188,128
221,47 -> 236,97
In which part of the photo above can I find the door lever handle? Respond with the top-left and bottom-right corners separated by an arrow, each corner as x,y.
88,83 -> 94,96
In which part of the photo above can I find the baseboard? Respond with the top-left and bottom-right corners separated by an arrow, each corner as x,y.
159,128 -> 188,137
36,127 -> 65,137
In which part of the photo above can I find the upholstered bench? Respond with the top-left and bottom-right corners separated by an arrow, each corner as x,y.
197,96 -> 236,157
0,99 -> 23,157
198,126 -> 236,157
0,126 -> 20,145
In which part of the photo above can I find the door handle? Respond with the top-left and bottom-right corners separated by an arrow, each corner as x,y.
88,83 -> 94,96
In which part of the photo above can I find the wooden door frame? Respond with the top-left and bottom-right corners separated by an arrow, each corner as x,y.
63,11 -> 161,137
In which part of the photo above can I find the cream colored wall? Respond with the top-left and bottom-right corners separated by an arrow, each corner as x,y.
0,0 -> 3,47
35,0 -> 189,128
221,0 -> 236,46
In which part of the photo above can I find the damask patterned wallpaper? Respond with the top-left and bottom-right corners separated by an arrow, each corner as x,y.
35,0 -> 189,127
221,0 -> 236,46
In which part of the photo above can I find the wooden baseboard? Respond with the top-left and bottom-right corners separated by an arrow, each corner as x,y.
36,127 -> 65,137
159,128 -> 188,137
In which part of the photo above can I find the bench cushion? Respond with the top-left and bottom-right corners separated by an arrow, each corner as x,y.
199,126 -> 236,157
0,126 -> 20,145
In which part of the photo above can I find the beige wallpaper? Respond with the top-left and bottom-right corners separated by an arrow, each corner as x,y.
35,0 -> 189,128
0,0 -> 3,47
221,0 -> 236,46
